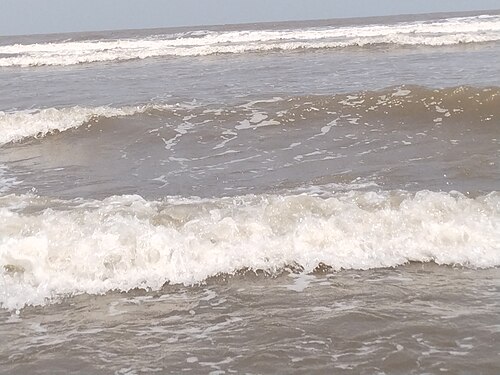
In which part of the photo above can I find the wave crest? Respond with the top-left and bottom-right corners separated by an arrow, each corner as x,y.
0,104 -> 174,145
1,85 -> 498,146
1,14 -> 500,67
1,190 -> 499,310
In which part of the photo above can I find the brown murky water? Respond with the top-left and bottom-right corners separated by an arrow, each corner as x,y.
1,264 -> 499,374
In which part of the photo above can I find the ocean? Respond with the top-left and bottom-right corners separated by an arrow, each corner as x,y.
0,10 -> 499,374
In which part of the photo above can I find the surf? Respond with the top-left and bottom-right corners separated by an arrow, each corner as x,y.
1,14 -> 499,67
1,190 -> 499,310
1,85 -> 497,146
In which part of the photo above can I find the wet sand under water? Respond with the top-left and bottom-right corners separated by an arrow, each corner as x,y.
1,263 -> 498,375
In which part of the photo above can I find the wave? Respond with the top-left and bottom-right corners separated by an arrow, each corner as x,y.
1,85 -> 498,146
1,15 -> 500,67
0,103 -> 176,145
0,190 -> 498,310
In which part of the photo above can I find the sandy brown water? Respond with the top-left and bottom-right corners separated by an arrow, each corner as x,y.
1,263 -> 499,374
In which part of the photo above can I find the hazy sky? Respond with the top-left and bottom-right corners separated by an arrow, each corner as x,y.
1,0 -> 500,36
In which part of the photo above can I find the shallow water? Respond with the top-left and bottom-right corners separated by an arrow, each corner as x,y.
1,264 -> 499,374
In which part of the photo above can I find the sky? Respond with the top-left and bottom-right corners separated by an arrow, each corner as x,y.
1,0 -> 500,36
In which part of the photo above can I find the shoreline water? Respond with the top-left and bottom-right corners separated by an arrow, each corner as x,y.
1,263 -> 499,374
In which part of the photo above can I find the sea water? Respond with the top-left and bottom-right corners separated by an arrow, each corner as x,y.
0,11 -> 499,374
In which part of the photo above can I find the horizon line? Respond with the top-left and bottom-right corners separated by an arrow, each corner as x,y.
1,8 -> 499,39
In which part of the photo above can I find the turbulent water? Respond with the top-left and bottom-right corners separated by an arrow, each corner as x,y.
0,11 -> 499,375
1,14 -> 500,67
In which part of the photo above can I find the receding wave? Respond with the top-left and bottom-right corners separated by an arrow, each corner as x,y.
0,190 -> 499,310
1,15 -> 500,67
1,85 -> 498,146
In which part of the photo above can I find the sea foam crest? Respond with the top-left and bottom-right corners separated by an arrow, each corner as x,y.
2,85 -> 498,145
1,15 -> 499,67
0,104 -> 171,145
1,190 -> 499,310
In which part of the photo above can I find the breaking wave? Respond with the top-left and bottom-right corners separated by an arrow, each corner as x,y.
0,103 -> 175,145
1,14 -> 500,67
1,85 -> 498,146
0,190 -> 499,310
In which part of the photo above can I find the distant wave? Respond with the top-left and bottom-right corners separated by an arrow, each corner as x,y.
1,15 -> 500,67
1,190 -> 499,310
1,85 -> 498,146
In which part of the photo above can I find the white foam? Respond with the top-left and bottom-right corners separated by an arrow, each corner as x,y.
236,111 -> 280,130
0,190 -> 499,310
0,165 -> 21,193
0,104 -> 172,145
392,89 -> 412,97
2,15 -> 499,67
